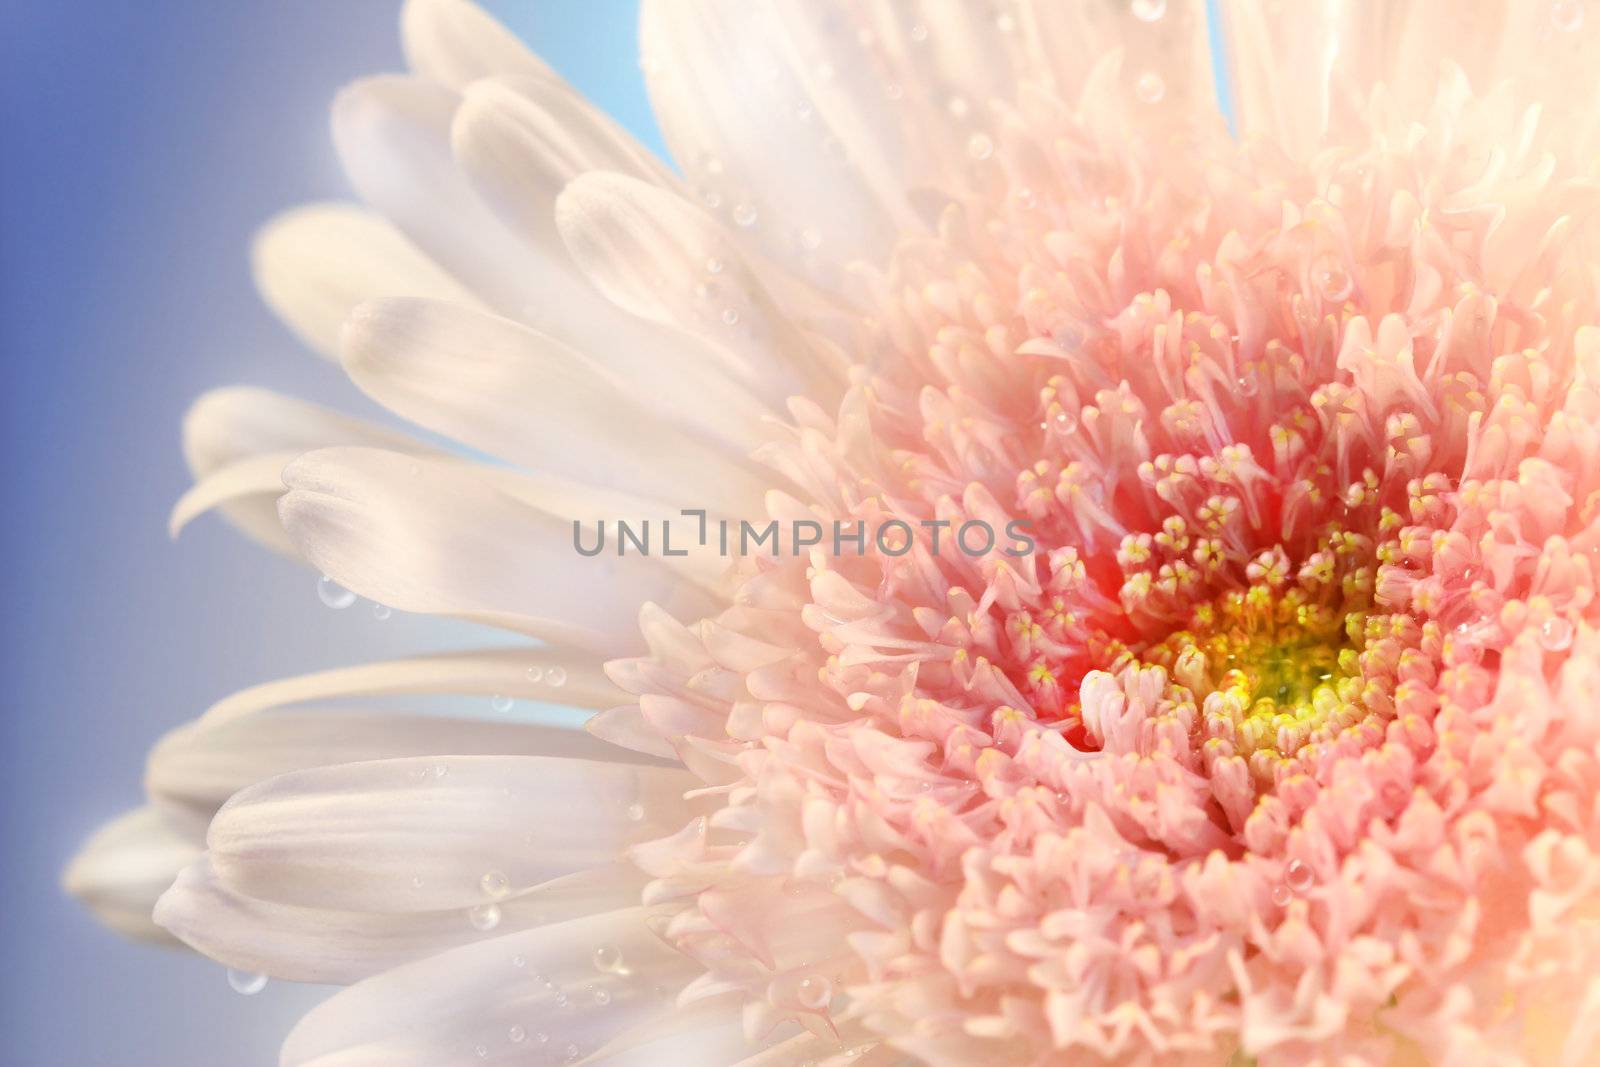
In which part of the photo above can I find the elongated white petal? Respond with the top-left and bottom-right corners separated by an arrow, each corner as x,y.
169,450 -> 302,545
252,202 -> 477,361
638,0 -> 918,290
196,647 -> 620,729
400,0 -> 553,89
150,706 -> 635,833
62,808 -> 201,944
277,447 -> 720,648
556,172 -> 838,403
342,297 -> 771,505
333,75 -> 552,317
1218,1 -> 1600,158
453,75 -> 676,244
280,908 -> 695,1067
207,755 -> 696,912
179,387 -> 422,555
155,857 -> 644,985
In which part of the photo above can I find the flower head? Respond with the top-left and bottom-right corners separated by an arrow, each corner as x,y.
65,1 -> 1600,1065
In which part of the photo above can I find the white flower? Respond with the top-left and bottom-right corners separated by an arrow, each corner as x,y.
66,0 -> 1600,1065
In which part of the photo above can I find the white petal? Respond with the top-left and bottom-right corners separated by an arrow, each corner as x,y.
155,856 -> 644,985
638,0 -> 919,289
400,0 -> 552,89
150,705 -> 636,833
555,172 -> 839,403
1218,1 -> 1600,157
206,755 -> 695,912
252,202 -> 477,361
280,908 -> 694,1067
277,447 -> 720,648
332,75 -> 551,317
179,387 -> 422,555
196,647 -> 622,729
341,297 -> 772,504
452,75 -> 676,245
62,808 -> 201,944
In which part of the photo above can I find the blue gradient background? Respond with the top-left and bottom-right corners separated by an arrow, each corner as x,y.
0,3 -> 658,1063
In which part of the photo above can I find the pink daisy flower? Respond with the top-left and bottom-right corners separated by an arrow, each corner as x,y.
65,1 -> 1600,1064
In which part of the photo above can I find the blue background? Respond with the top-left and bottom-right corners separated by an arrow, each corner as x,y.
0,3 -> 658,1063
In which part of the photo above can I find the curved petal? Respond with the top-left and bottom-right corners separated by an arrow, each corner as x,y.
400,0 -> 553,89
555,172 -> 840,402
277,447 -> 722,647
341,297 -> 772,501
154,856 -> 645,985
194,647 -> 621,729
61,807 -> 201,945
149,705 -> 636,833
332,75 -> 552,317
252,202 -> 477,361
280,907 -> 696,1067
638,0 -> 920,289
179,387 -> 423,556
1216,1 -> 1600,158
206,755 -> 696,912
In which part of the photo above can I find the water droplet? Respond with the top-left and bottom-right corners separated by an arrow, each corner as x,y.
526,665 -> 544,683
317,575 -> 356,610
468,903 -> 502,931
909,22 -> 929,42
1015,187 -> 1037,210
371,602 -> 392,621
593,988 -> 612,1006
1132,0 -> 1168,20
797,226 -> 822,251
797,975 -> 833,1009
884,82 -> 904,101
732,201 -> 758,227
432,763 -> 448,779
1236,371 -> 1260,397
512,954 -> 527,969
966,133 -> 994,161
720,307 -> 741,326
481,870 -> 511,898
227,968 -> 268,995
1051,410 -> 1078,434
626,802 -> 646,822
563,1044 -> 580,1063
474,1044 -> 489,1059
1270,883 -> 1293,907
593,944 -> 626,973
1539,615 -> 1574,651
705,256 -> 723,275
701,189 -> 722,210
508,1025 -> 527,1044
534,1031 -> 549,1046
490,693 -> 513,713
553,991 -> 570,1008
1285,859 -> 1314,892
1553,0 -> 1585,32
1135,71 -> 1166,104
546,666 -> 567,687
1312,252 -> 1353,302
